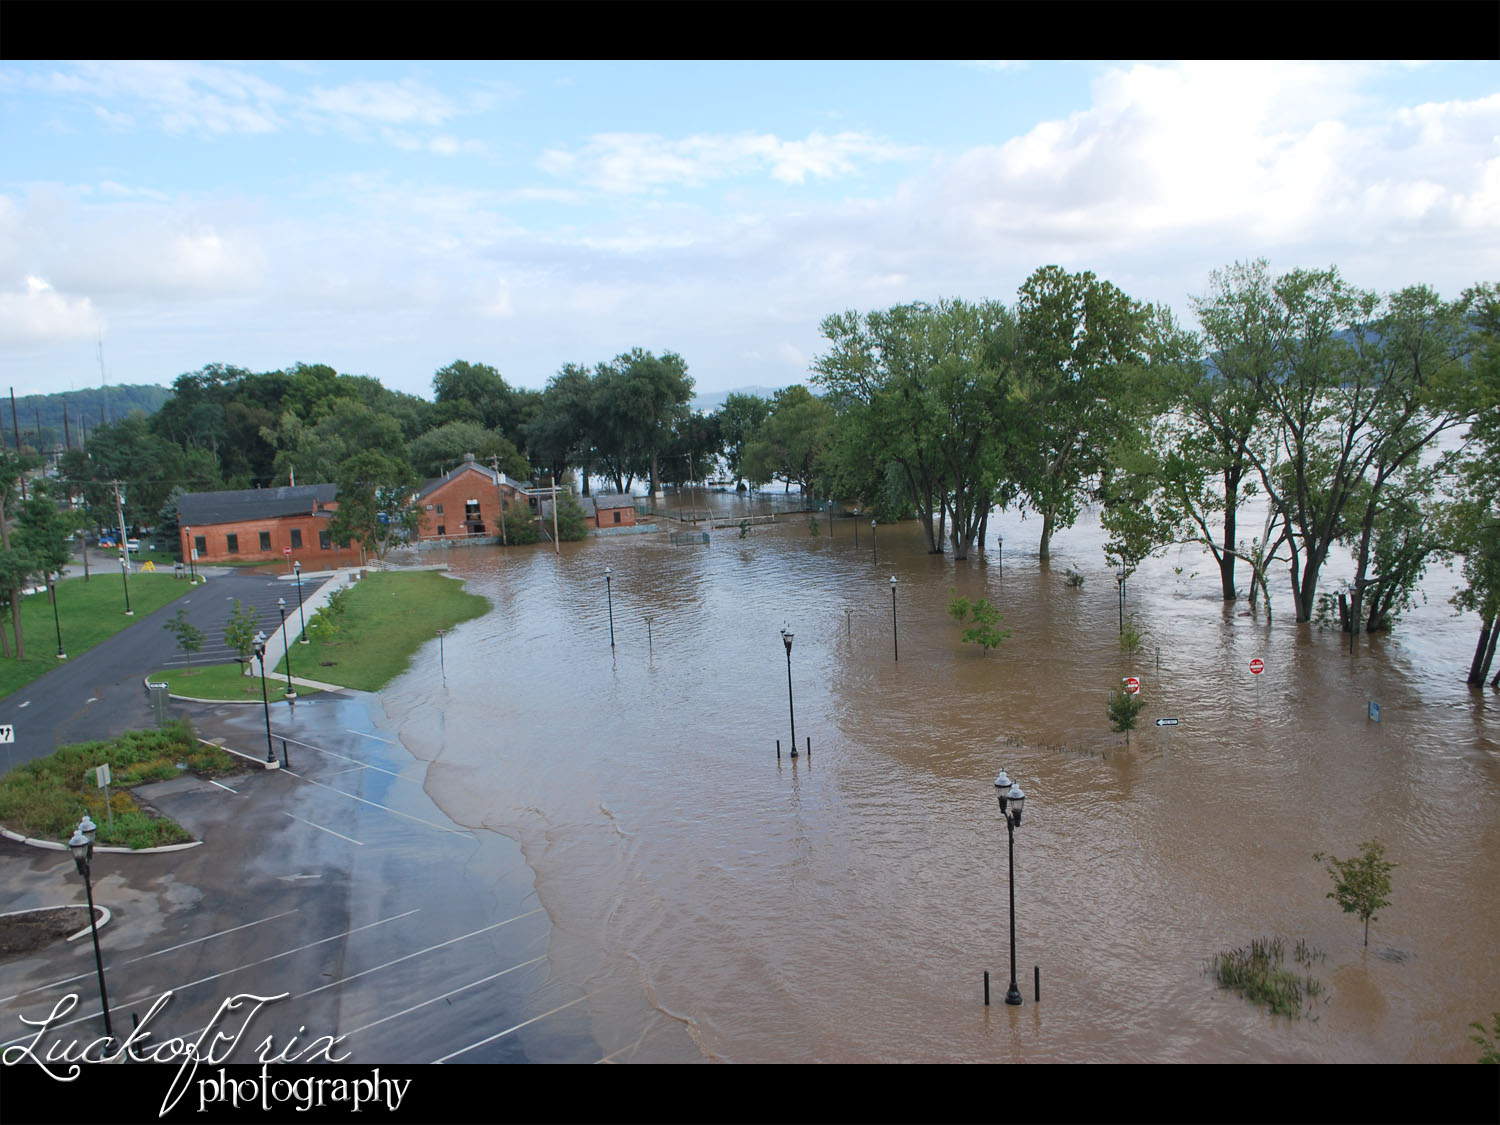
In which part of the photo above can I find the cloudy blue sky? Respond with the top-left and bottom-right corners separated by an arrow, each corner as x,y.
2,59 -> 1497,401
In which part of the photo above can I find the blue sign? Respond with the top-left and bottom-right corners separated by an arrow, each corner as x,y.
1369,701 -> 1381,722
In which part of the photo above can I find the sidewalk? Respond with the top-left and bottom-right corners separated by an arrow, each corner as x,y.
253,567 -> 364,692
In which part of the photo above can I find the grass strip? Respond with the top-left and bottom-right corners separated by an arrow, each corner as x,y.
0,572 -> 193,700
285,570 -> 489,691
0,719 -> 235,849
144,662 -> 317,702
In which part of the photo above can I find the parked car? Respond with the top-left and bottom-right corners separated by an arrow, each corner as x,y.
126,538 -> 141,553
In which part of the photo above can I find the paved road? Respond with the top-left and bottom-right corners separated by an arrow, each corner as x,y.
0,568 -> 321,772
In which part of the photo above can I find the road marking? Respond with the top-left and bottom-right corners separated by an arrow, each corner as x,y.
293,910 -> 546,1008
0,909 -> 423,1049
329,765 -> 367,776
284,810 -> 363,845
434,989 -> 606,1063
86,697 -> 97,704
209,779 -> 238,793
282,772 -> 468,835
277,736 -> 417,783
347,729 -> 395,744
0,910 -> 300,1004
339,955 -> 548,1041
17,701 -> 28,708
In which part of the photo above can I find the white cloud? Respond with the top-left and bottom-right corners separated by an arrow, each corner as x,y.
306,78 -> 457,129
0,277 -> 100,346
539,130 -> 919,193
49,60 -> 286,135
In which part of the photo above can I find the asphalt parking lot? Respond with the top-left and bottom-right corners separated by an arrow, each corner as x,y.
0,565 -> 699,1078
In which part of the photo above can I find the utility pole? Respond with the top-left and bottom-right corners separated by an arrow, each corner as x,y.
491,456 -> 508,546
551,476 -> 560,555
10,388 -> 24,499
113,480 -> 131,611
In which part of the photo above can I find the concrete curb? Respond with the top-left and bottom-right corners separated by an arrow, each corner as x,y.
0,826 -> 203,854
0,903 -> 113,941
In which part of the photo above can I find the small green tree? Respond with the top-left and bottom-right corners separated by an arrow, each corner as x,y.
947,590 -> 1009,655
808,514 -> 821,538
1107,688 -> 1147,743
162,608 -> 205,658
1313,839 -> 1395,947
223,598 -> 261,668
1469,1012 -> 1500,1064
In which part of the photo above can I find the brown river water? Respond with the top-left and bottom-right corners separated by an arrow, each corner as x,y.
380,492 -> 1500,1064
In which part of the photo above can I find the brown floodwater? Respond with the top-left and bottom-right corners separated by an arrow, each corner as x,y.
380,492 -> 1500,1063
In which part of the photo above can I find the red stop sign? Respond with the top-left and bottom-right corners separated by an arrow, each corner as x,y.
1124,676 -> 1141,695
1249,658 -> 1265,675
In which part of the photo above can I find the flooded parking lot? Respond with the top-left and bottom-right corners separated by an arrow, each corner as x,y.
380,493 -> 1500,1063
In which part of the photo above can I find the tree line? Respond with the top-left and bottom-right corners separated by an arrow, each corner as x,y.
10,261 -> 1499,685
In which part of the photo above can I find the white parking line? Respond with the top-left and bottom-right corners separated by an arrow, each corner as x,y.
278,735 -> 418,784
282,772 -> 469,836
0,909 -> 422,1050
0,910 -> 301,1004
209,779 -> 238,793
347,729 -> 395,744
339,955 -> 548,1041
18,701 -> 28,708
433,990 -> 605,1063
284,810 -> 363,845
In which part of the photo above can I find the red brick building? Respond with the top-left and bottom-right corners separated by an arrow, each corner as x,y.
414,455 -> 528,542
589,494 -> 638,528
177,484 -> 363,566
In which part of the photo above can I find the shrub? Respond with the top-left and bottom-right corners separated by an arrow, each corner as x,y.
1063,568 -> 1085,588
1313,840 -> 1396,947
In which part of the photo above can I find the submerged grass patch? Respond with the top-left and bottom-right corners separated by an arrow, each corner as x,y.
0,720 -> 235,848
1208,935 -> 1326,1019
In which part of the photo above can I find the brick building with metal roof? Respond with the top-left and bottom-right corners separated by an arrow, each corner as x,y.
177,484 -> 363,566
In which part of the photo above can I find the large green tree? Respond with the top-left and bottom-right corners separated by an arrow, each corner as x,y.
740,385 -> 835,499
526,363 -> 598,493
1013,266 -> 1156,560
592,349 -> 693,496
327,451 -> 420,561
714,392 -> 772,490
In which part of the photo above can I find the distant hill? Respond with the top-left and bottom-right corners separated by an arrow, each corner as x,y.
0,384 -> 171,453
690,384 -> 809,413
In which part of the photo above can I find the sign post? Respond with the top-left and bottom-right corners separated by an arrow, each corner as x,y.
0,723 -> 12,772
1155,717 -> 1179,760
95,762 -> 113,830
1250,657 -> 1264,708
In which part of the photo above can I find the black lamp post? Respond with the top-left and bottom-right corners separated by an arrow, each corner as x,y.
780,628 -> 798,757
68,816 -> 113,1042
889,575 -> 899,662
853,508 -> 860,548
253,632 -> 275,763
277,598 -> 296,701
185,526 -> 196,584
993,769 -> 1027,1006
436,627 -> 446,679
118,552 -> 132,616
1116,566 -> 1126,635
605,567 -> 616,649
998,534 -> 1003,572
293,560 -> 308,643
645,614 -> 654,661
49,576 -> 65,659
871,518 -> 877,565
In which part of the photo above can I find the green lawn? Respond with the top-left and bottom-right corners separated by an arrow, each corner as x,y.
0,573 -> 194,699
143,662 -> 316,703
284,570 -> 490,691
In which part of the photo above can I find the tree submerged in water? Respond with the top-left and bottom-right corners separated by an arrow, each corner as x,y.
1314,839 -> 1395,948
947,589 -> 1008,655
1107,687 -> 1147,742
